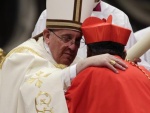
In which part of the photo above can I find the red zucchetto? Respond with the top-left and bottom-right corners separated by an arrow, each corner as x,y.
82,15 -> 131,45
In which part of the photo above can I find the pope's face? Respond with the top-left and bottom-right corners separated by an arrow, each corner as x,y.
43,29 -> 82,66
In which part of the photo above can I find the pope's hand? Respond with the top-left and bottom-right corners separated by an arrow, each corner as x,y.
76,53 -> 128,74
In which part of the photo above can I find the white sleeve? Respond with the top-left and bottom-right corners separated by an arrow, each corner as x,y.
69,64 -> 77,80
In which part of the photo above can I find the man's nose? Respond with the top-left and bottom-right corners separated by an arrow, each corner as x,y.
68,40 -> 77,50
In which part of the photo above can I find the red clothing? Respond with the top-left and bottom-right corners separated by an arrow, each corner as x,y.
65,60 -> 150,113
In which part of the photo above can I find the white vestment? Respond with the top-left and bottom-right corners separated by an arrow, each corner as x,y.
0,37 -> 81,113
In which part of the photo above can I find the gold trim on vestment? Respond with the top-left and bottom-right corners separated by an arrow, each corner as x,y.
0,46 -> 41,69
54,64 -> 67,69
35,91 -> 53,113
126,59 -> 150,80
0,48 -> 6,67
27,71 -> 50,88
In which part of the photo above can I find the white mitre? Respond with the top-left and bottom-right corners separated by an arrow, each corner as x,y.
46,0 -> 100,32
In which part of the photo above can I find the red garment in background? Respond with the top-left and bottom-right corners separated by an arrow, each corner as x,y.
65,59 -> 150,113
93,2 -> 101,11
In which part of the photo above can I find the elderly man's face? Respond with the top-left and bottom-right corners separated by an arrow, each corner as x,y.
43,29 -> 82,65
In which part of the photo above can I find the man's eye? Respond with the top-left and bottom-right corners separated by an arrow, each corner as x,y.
62,36 -> 72,42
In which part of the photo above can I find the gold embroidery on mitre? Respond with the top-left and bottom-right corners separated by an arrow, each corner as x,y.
46,20 -> 81,28
46,20 -> 81,31
27,71 -> 50,88
54,64 -> 67,69
35,91 -> 53,113
0,46 -> 41,69
73,0 -> 82,22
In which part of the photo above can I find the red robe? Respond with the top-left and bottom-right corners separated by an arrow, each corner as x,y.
65,59 -> 150,113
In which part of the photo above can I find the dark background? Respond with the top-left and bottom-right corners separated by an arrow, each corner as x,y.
0,0 -> 150,52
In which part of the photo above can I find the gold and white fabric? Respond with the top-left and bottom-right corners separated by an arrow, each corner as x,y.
0,37 -> 81,113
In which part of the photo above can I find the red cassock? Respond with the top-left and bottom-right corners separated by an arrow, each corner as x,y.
65,60 -> 150,113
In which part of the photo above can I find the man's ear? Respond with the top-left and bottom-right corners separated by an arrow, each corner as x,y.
43,29 -> 50,44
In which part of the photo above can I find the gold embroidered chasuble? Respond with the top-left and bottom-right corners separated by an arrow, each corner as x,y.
0,37 -> 80,113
